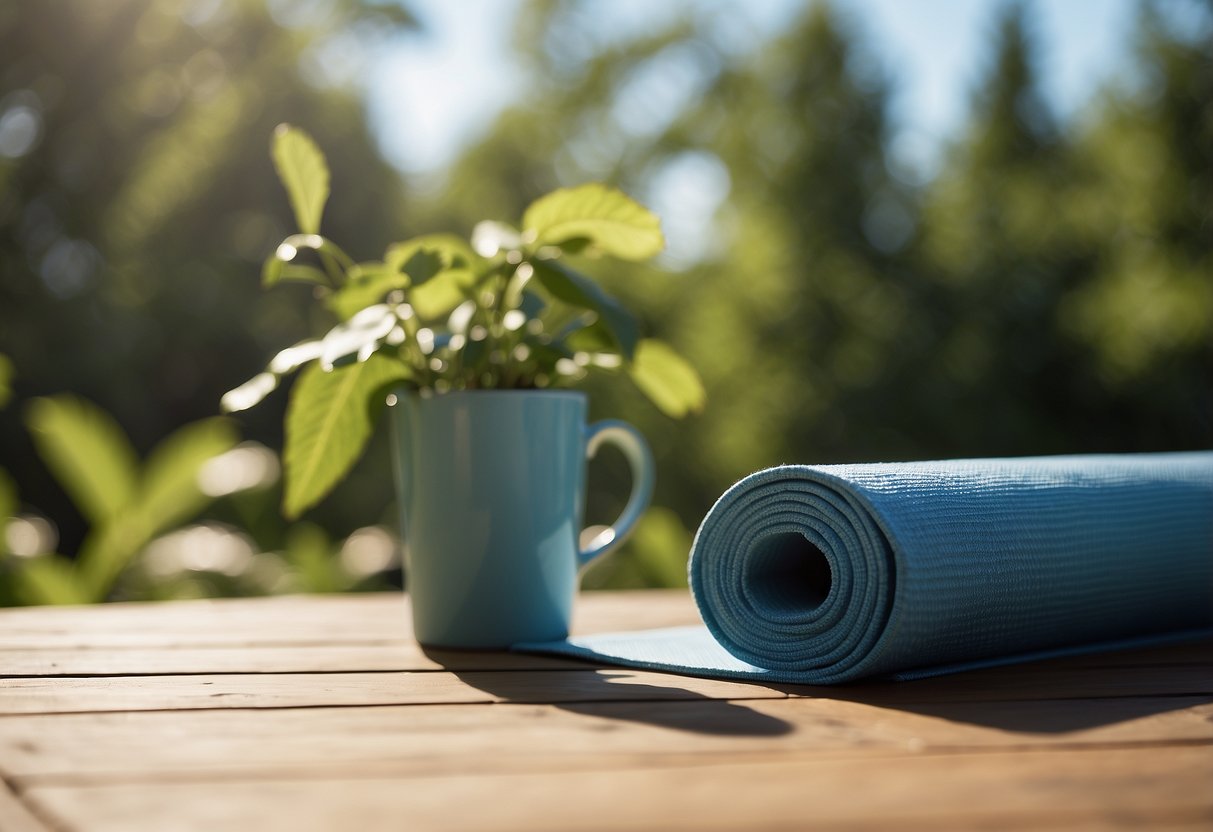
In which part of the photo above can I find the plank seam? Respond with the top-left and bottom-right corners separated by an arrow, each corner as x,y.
0,692 -> 793,718
5,661 -> 1210,679
2,688 -> 1212,719
10,737 -> 1213,790
0,666 -> 603,679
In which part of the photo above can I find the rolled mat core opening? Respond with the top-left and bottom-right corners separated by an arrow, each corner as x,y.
744,531 -> 833,615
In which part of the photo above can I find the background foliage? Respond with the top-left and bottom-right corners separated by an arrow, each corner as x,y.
1,0 -> 1209,601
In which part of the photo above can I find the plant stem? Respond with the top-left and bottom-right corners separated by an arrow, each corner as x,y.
395,303 -> 433,386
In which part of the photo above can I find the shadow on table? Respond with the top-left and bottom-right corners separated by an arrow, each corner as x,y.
421,648 -> 794,737
424,636 -> 1213,737
777,684 -> 1213,734
769,636 -> 1213,733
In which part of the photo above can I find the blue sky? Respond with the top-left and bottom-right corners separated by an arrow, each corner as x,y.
366,0 -> 1161,178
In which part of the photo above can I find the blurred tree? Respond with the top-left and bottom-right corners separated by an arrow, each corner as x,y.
421,2 -> 916,540
917,1 -> 1090,454
428,0 -> 1212,587
1056,3 -> 1213,446
0,0 -> 417,554
921,0 -> 1212,454
2,394 -> 237,605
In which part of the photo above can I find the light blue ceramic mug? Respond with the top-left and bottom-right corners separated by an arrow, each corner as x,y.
389,390 -> 654,648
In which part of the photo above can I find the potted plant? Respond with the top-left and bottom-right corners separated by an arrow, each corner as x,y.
223,125 -> 704,647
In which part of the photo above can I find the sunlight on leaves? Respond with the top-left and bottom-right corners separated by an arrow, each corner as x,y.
221,372 -> 279,414
523,183 -> 664,261
326,235 -> 478,320
269,340 -> 327,375
261,233 -> 351,287
629,339 -> 706,418
319,304 -> 401,370
271,124 -> 329,235
471,221 -> 523,257
283,353 -> 411,518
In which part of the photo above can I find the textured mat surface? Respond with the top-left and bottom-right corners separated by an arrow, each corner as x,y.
520,453 -> 1213,684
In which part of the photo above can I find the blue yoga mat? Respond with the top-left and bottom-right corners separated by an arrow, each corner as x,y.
519,453 -> 1213,684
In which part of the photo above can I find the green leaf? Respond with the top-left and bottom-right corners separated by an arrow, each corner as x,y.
522,183 -> 664,261
329,266 -> 408,321
562,319 -> 616,354
323,234 -> 481,321
261,257 -> 330,288
74,519 -> 147,603
410,268 -> 477,321
0,353 -> 12,409
73,417 -> 238,600
283,353 -> 411,518
628,339 -> 706,418
401,249 -> 445,286
25,396 -> 139,525
13,555 -> 86,606
262,234 -> 352,287
384,234 -> 476,273
271,124 -> 329,235
531,260 -> 639,359
138,418 -> 239,534
552,236 -> 592,255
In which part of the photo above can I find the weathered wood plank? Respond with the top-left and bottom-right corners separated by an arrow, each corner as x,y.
0,594 -> 411,648
0,778 -> 49,832
0,590 -> 698,649
3,595 -> 1206,688
2,696 -> 1209,783
3,593 -> 1206,685
0,670 -> 790,714
1,593 -> 1208,832
21,745 -> 1213,832
5,639 -> 1205,680
0,644 -> 593,677
4,659 -> 1208,708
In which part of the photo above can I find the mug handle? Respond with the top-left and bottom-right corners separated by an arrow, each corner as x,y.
578,420 -> 655,567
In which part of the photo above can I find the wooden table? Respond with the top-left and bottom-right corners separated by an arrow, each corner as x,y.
0,591 -> 1209,831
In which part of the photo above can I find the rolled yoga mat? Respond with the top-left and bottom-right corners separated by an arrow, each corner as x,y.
519,452 -> 1213,684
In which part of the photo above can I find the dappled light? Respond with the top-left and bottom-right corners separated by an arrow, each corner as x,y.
197,441 -> 281,497
4,513 -> 58,559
